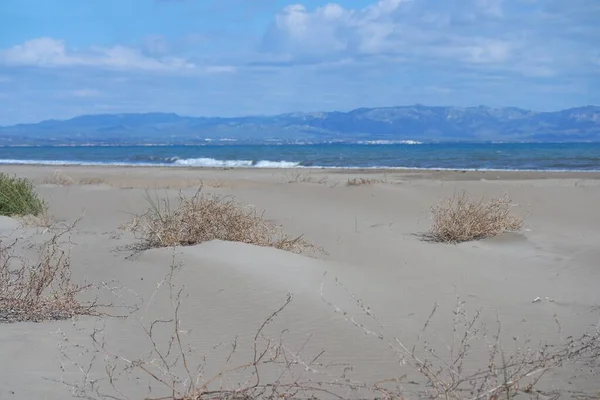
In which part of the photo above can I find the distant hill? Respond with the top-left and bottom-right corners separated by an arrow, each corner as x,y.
1,105 -> 599,145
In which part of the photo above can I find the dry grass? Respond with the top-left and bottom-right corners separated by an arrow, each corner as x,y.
122,188 -> 313,253
60,269 -> 600,400
0,224 -> 95,323
43,170 -> 75,186
78,177 -> 106,185
17,207 -> 56,228
60,266 -> 367,400
428,191 -> 524,243
346,177 -> 381,187
285,171 -> 329,185
322,277 -> 600,400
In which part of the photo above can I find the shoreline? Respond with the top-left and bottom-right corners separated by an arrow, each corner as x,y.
2,163 -> 600,181
1,140 -> 599,147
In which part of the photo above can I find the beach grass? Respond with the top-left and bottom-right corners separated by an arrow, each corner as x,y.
0,173 -> 46,217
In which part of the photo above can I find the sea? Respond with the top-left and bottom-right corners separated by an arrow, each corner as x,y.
0,142 -> 599,171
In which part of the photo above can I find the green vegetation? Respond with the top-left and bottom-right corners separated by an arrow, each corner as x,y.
0,173 -> 46,217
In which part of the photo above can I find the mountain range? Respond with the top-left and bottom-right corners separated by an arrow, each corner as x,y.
1,105 -> 599,145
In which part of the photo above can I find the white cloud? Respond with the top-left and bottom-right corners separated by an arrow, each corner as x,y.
262,0 -> 598,78
0,37 -> 235,74
269,0 -> 411,55
272,4 -> 353,54
265,0 -> 516,64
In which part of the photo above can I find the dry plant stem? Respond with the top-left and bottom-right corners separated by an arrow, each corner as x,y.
429,191 -> 523,243
285,172 -> 328,185
79,177 -> 106,185
123,187 -> 314,254
0,220 -> 96,323
61,266 -> 599,399
320,272 -> 600,400
346,178 -> 381,187
61,262 -> 374,400
43,170 -> 75,186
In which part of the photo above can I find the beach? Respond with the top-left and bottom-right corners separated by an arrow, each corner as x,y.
1,165 -> 599,399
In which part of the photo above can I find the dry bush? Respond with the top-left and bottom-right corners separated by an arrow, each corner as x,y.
79,177 -> 106,185
43,170 -> 75,186
61,269 -> 600,400
123,188 -> 313,253
428,191 -> 523,243
346,177 -> 381,187
59,265 -> 371,400
17,207 -> 56,228
0,224 -> 95,323
321,277 -> 600,400
285,172 -> 328,185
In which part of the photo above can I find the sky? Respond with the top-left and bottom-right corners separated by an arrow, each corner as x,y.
0,0 -> 599,125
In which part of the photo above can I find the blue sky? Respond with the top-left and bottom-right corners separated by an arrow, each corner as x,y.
0,0 -> 598,125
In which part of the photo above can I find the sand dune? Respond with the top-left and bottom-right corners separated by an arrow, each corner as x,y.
0,165 -> 598,399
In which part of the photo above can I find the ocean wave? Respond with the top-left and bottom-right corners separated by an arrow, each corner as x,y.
254,160 -> 300,168
356,140 -> 423,145
128,155 -> 179,163
0,158 -> 598,172
174,157 -> 253,167
173,158 -> 301,168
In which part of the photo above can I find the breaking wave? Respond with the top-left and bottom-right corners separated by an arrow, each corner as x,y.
173,158 -> 301,168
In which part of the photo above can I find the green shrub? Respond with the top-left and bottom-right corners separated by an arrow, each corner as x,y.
0,173 -> 46,217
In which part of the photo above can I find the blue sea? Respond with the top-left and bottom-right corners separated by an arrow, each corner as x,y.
0,143 -> 599,171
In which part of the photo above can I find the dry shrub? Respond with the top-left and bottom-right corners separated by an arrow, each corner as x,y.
60,268 -> 369,400
123,188 -> 313,253
346,177 -> 380,187
285,172 -> 328,185
322,278 -> 600,400
43,170 -> 75,186
17,207 -> 56,228
61,269 -> 600,400
428,191 -> 523,243
0,225 -> 95,323
79,177 -> 105,185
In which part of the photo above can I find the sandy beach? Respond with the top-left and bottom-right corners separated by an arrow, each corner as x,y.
0,165 -> 599,399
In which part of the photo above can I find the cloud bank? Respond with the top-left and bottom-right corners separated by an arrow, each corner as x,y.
0,37 -> 233,74
0,0 -> 598,125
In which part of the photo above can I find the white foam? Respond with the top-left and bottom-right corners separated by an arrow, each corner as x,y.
254,160 -> 300,168
356,140 -> 423,145
173,157 -> 253,167
0,158 -> 597,172
173,158 -> 301,168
